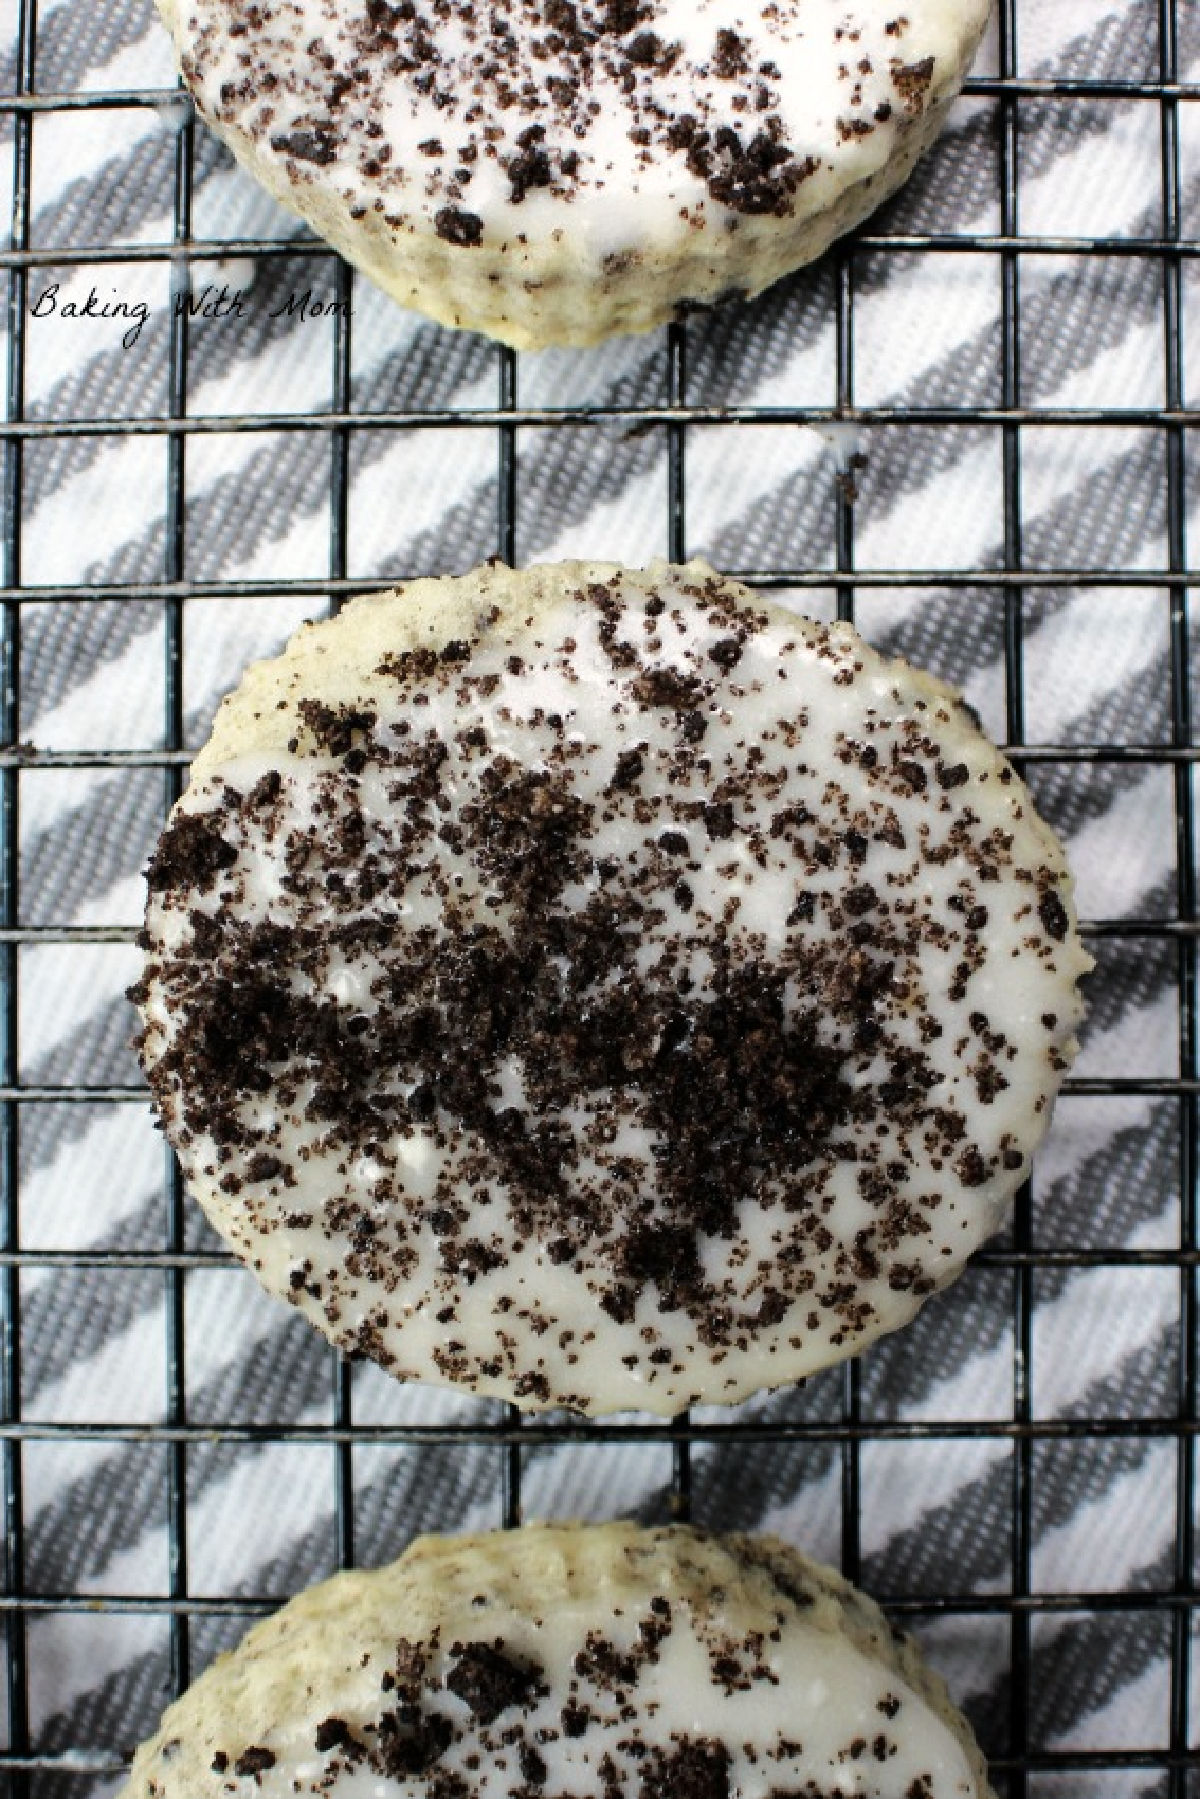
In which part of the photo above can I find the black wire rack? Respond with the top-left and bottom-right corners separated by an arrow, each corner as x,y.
1,1 -> 1198,1796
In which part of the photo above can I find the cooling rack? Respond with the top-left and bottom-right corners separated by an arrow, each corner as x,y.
1,1 -> 1197,1795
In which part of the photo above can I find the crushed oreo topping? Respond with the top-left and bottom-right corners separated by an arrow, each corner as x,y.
445,1641 -> 544,1722
232,1746 -> 276,1780
641,1737 -> 730,1799
435,206 -> 485,247
145,813 -> 238,895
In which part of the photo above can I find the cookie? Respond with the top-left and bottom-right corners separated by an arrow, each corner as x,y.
120,1522 -> 995,1799
155,0 -> 992,348
132,559 -> 1089,1416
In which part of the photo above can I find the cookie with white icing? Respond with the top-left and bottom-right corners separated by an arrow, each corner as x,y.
121,1522 -> 995,1799
155,0 -> 991,348
132,559 -> 1088,1417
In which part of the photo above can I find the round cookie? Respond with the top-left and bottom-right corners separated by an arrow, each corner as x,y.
132,559 -> 1089,1417
155,0 -> 992,348
121,1522 -> 995,1799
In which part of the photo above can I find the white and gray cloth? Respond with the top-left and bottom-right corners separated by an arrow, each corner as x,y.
1,0 -> 1195,1794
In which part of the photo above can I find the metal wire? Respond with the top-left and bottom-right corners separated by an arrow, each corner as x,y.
1,3 -> 1196,1793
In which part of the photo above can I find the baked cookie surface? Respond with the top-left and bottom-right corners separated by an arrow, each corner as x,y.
155,0 -> 992,347
133,560 -> 1088,1416
121,1522 -> 995,1799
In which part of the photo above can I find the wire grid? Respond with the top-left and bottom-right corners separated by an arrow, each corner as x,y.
0,1 -> 1197,1796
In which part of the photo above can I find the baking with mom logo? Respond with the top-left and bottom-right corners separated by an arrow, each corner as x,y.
29,280 -> 350,348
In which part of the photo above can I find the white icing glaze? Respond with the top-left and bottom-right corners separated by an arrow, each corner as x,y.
121,1525 -> 994,1799
155,0 -> 992,344
135,561 -> 1089,1417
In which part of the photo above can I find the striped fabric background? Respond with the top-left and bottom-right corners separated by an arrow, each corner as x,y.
2,1 -> 1197,1794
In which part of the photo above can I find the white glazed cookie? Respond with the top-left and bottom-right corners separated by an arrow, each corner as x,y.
121,1522 -> 996,1799
154,0 -> 992,348
132,560 -> 1089,1417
